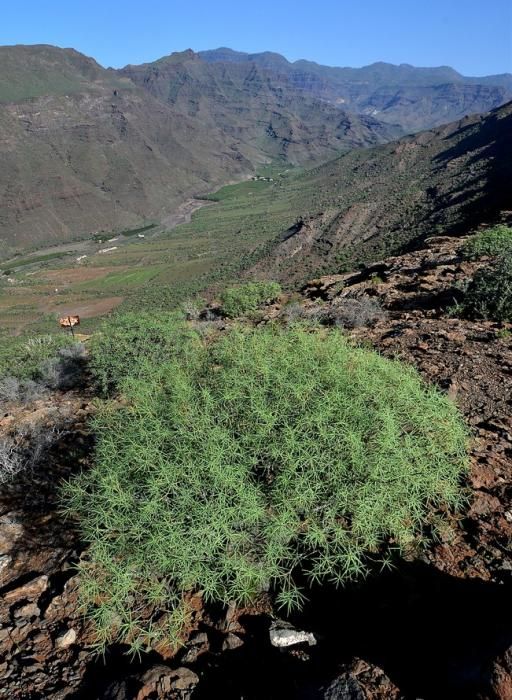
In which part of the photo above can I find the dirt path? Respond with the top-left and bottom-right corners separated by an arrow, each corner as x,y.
161,173 -> 252,231
161,198 -> 215,230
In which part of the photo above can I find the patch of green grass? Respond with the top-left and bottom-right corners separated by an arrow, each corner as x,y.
461,226 -> 512,260
206,178 -> 274,202
1,252 -> 69,271
220,281 -> 282,318
72,267 -> 163,294
63,323 -> 469,653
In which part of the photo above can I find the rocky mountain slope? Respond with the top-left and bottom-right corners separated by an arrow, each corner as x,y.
0,46 -> 255,253
2,44 -> 511,255
0,46 -> 397,254
120,50 -> 400,165
1,232 -> 511,699
248,100 -> 512,286
200,48 -> 512,132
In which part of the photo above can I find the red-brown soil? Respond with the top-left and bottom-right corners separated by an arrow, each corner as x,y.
0,235 -> 510,699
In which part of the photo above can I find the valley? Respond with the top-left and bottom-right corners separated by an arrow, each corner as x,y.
1,100 -> 510,335
1,29 -> 512,700
0,167 -> 294,334
1,44 -> 511,258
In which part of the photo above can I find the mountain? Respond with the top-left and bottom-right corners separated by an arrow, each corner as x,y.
119,50 -> 399,166
0,44 -> 125,102
199,49 -> 512,132
0,45 -> 258,252
245,101 -> 512,285
0,46 -> 398,253
1,44 -> 510,254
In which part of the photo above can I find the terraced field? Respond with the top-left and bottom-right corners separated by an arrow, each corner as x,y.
2,97 -> 510,336
0,168 -> 302,335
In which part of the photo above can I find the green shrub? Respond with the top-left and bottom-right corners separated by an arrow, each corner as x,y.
461,254 -> 512,322
220,281 -> 281,318
88,312 -> 200,396
63,325 -> 468,653
461,225 -> 512,260
0,333 -> 73,382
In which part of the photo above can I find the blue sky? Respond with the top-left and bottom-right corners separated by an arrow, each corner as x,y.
2,0 -> 511,75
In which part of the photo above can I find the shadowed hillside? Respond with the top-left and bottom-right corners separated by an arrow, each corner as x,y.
247,101 -> 512,285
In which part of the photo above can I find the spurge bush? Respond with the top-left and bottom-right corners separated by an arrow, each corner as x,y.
461,225 -> 512,260
462,254 -> 512,322
220,281 -> 281,317
64,324 -> 468,653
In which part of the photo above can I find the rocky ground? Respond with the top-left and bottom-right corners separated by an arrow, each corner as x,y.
295,235 -> 512,698
0,234 -> 510,699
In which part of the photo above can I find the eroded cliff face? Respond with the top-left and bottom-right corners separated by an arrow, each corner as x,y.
120,52 -> 399,166
277,75 -> 511,132
200,48 -> 512,132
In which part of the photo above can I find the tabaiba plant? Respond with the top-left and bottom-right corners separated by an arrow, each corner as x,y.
461,254 -> 512,322
88,311 -> 201,396
63,323 -> 469,654
461,225 -> 512,261
220,281 -> 281,318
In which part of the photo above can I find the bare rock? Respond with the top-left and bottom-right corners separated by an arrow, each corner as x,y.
55,628 -> 77,649
4,575 -> 48,604
222,632 -> 244,651
135,665 -> 199,700
181,631 -> 209,664
13,601 -> 40,621
270,621 -> 316,648
321,674 -> 365,700
491,645 -> 512,700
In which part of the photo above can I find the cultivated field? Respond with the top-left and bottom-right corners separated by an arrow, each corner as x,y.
0,166 -> 301,335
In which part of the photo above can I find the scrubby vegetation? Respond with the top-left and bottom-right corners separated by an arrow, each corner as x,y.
0,334 -> 87,404
63,322 -> 468,653
461,225 -> 512,260
0,334 -> 74,382
281,296 -> 385,329
0,409 -> 70,484
220,281 -> 282,318
461,254 -> 512,322
329,296 -> 386,328
88,312 -> 200,396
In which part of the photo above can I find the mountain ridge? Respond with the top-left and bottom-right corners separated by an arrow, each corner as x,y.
199,47 -> 512,87
1,43 -> 511,253
245,100 -> 512,285
199,47 -> 512,131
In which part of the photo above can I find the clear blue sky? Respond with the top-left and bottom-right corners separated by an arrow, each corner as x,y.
2,0 -> 511,75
